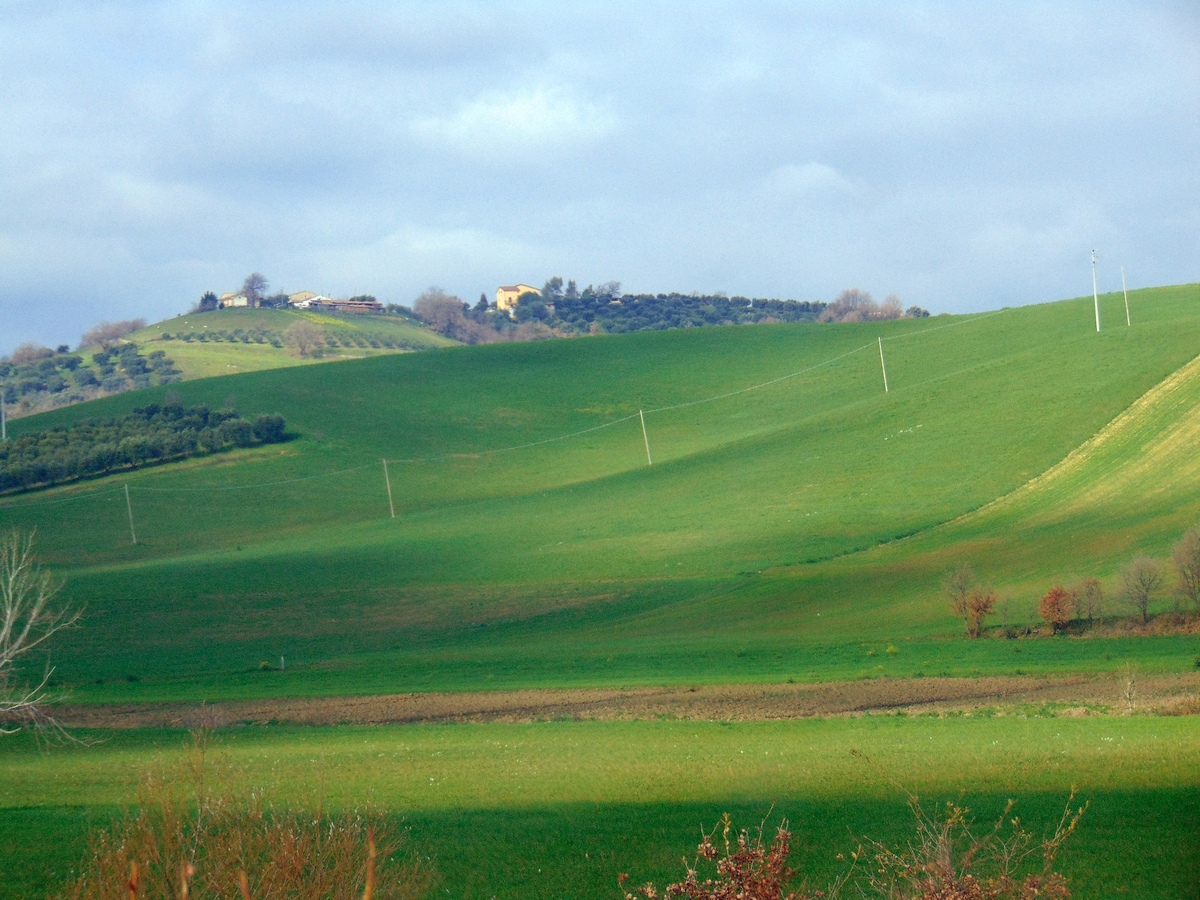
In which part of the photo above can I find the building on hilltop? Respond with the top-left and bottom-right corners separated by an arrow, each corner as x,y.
218,291 -> 251,308
287,292 -> 383,314
496,284 -> 540,314
330,297 -> 384,314
288,291 -> 322,308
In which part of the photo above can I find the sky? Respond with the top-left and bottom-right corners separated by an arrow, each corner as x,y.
1,1 -> 1198,355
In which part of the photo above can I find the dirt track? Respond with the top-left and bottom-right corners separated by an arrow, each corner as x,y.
51,672 -> 1200,729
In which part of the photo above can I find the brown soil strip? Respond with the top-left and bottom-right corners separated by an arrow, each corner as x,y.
50,672 -> 1200,729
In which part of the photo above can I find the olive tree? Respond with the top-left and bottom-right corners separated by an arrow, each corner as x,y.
1,530 -> 80,733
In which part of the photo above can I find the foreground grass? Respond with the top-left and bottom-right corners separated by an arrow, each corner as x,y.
1,717 -> 1197,898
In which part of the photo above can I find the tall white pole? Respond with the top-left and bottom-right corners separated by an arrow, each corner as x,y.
878,337 -> 889,393
382,458 -> 396,519
1092,249 -> 1100,332
639,410 -> 653,466
124,483 -> 137,545
1121,266 -> 1130,326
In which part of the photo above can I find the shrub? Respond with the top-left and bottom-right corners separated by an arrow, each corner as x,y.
622,792 -> 1085,900
55,735 -> 432,900
621,814 -> 798,900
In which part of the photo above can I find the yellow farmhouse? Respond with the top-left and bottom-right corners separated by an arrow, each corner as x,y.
495,284 -> 540,313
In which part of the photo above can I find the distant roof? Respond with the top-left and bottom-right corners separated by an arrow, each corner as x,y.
498,284 -> 539,293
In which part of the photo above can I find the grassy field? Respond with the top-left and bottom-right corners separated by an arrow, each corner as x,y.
3,286 -> 1200,899
129,306 -> 456,380
2,717 -> 1197,899
1,284 -> 1198,697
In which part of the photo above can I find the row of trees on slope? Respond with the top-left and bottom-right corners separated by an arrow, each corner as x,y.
0,401 -> 287,494
412,284 -> 931,345
1,337 -> 181,420
948,526 -> 1200,637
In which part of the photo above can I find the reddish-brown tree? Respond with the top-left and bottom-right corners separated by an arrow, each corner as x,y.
1039,587 -> 1075,634
962,590 -> 997,639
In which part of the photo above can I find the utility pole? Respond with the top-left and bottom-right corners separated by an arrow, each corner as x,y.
1121,266 -> 1130,326
1092,249 -> 1100,332
639,410 -> 653,466
124,483 -> 137,545
382,459 -> 396,518
878,337 -> 889,393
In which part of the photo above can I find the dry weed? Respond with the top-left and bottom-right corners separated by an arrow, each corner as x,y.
54,732 -> 432,900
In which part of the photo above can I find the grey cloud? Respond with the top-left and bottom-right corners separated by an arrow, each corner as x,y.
0,2 -> 1197,353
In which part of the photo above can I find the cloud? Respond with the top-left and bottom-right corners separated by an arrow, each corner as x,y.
309,224 -> 549,301
412,85 -> 618,161
762,163 -> 859,199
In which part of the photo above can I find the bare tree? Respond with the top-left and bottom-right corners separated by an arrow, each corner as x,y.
820,288 -> 876,323
413,287 -> 499,344
413,287 -> 468,333
943,565 -> 994,638
1171,527 -> 1200,614
242,272 -> 269,306
878,294 -> 904,320
943,564 -> 975,614
1,530 -> 80,733
8,343 -> 54,366
79,319 -> 147,349
1120,555 -> 1163,625
282,321 -> 322,358
1073,576 -> 1104,623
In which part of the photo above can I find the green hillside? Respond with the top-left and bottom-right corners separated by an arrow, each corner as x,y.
3,284 -> 1200,698
133,306 -> 457,379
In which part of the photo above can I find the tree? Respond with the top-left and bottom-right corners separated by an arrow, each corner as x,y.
1038,586 -> 1075,634
541,276 -> 564,301
413,287 -> 468,332
1120,555 -> 1163,624
242,272 -> 269,305
514,292 -> 548,323
944,565 -> 995,638
943,564 -> 975,614
878,294 -> 904,320
252,414 -> 286,444
196,291 -> 219,312
821,288 -> 876,322
282,321 -> 322,358
1,530 -> 80,733
1171,527 -> 1200,614
9,343 -> 54,366
1073,576 -> 1104,622
79,319 -> 147,349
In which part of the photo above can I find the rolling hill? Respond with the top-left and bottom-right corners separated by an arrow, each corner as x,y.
3,283 -> 1200,699
133,306 -> 457,380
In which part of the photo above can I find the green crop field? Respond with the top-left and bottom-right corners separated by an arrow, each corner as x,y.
3,285 -> 1200,898
2,284 -> 1199,696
